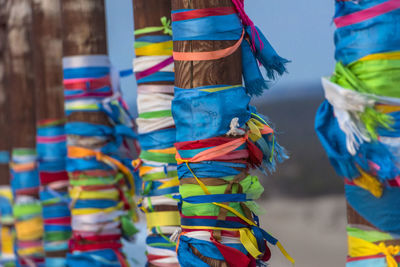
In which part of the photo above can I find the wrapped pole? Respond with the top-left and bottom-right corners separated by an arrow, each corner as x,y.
31,0 -> 71,266
315,1 -> 400,266
6,0 -> 44,266
0,1 -> 15,265
171,0 -> 293,266
132,1 -> 181,266
61,1 -> 137,266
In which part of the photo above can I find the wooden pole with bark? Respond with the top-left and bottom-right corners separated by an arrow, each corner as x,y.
61,1 -> 134,265
0,0 -> 10,186
31,0 -> 64,121
61,0 -> 110,125
6,0 -> 36,153
31,0 -> 69,262
132,1 -> 181,266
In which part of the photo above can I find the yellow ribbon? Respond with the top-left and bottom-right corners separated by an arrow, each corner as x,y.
71,201 -> 124,216
1,227 -> 14,255
146,211 -> 181,229
375,105 -> 400,114
158,177 -> 180,189
0,188 -> 13,202
68,146 -> 135,196
148,147 -> 176,154
359,51 -> 400,61
247,118 -> 265,142
15,217 -> 44,241
69,187 -> 120,200
348,236 -> 400,267
353,168 -> 383,198
18,245 -> 44,256
135,41 -> 173,56
183,162 -> 294,264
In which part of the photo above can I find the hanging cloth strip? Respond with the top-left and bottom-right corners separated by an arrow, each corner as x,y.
170,3 -> 292,266
315,1 -> 400,266
133,16 -> 181,267
63,54 -> 137,267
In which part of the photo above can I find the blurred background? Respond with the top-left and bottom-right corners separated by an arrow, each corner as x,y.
105,0 -> 347,266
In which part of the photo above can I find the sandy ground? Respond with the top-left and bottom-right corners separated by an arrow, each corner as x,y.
125,195 -> 347,267
261,196 -> 347,267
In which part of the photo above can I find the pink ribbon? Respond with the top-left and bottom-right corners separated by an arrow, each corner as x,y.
334,0 -> 400,28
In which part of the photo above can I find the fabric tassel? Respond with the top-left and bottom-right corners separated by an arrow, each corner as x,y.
241,40 -> 268,96
245,26 -> 289,80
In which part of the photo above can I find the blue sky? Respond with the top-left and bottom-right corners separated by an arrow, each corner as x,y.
105,0 -> 336,112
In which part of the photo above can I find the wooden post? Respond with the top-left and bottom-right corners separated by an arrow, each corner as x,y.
61,0 -> 110,125
0,0 -> 10,185
6,0 -> 36,150
172,0 -> 242,90
31,0 -> 69,262
172,0 -> 241,266
31,0 -> 64,121
132,1 -> 181,266
61,1 -> 134,264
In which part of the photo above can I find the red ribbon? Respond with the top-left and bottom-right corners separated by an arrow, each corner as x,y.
172,7 -> 236,22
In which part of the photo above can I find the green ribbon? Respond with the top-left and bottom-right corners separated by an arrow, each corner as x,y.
332,60 -> 397,139
134,16 -> 172,36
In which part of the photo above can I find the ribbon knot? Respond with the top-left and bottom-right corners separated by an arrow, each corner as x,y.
378,242 -> 400,267
160,16 -> 172,36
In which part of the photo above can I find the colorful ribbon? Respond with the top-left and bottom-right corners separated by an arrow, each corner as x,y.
315,0 -> 400,266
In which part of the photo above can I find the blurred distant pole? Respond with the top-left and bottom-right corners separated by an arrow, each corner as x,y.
31,0 -> 67,263
6,0 -> 36,152
0,0 -> 9,186
172,0 -> 241,266
315,0 -> 400,266
6,0 -> 44,266
61,0 -> 108,124
32,0 -> 64,121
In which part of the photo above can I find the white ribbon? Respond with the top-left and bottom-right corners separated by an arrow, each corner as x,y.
137,93 -> 173,114
322,77 -> 372,155
72,210 -> 126,224
133,56 -> 174,73
63,55 -> 110,69
136,117 -> 175,134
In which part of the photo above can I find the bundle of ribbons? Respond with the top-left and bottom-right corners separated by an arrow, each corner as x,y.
315,0 -> 400,266
63,55 -> 137,267
171,1 -> 294,266
0,185 -> 15,267
0,150 -> 16,266
132,16 -> 181,267
37,119 -> 71,267
10,148 -> 45,267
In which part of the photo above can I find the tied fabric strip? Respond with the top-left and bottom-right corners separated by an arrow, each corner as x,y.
133,16 -> 181,267
171,3 -> 293,266
315,1 -> 400,266
37,119 -> 71,267
171,5 -> 289,96
63,54 -> 138,267
10,149 -> 45,267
